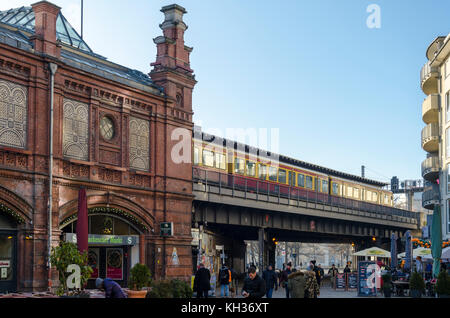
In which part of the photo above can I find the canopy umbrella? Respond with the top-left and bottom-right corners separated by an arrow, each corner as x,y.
352,247 -> 391,258
76,187 -> 88,254
423,247 -> 450,261
404,231 -> 412,272
431,205 -> 442,278
391,233 -> 398,269
398,247 -> 432,259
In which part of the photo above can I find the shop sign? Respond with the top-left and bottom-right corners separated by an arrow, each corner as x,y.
0,260 -> 10,268
191,229 -> 199,246
160,222 -> 173,237
65,233 -> 138,246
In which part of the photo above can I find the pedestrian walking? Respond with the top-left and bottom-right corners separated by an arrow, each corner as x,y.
279,262 -> 292,298
318,264 -> 324,287
95,277 -> 127,298
304,270 -> 320,298
219,265 -> 231,297
241,267 -> 266,298
311,260 -> 321,287
194,263 -> 211,298
262,265 -> 278,298
287,271 -> 306,298
328,264 -> 339,289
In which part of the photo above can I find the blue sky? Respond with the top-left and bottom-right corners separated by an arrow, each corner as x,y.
2,0 -> 448,183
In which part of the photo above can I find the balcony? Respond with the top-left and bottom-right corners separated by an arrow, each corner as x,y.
421,155 -> 439,181
421,61 -> 439,95
422,182 -> 440,210
422,94 -> 439,124
421,123 -> 439,153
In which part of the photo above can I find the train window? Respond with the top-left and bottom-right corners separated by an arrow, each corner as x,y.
347,187 -> 352,197
322,180 -> 328,193
193,147 -> 200,165
278,169 -> 287,184
332,183 -> 339,195
234,158 -> 245,174
215,153 -> 226,170
366,190 -> 371,201
288,171 -> 296,186
384,194 -> 389,205
203,150 -> 214,167
297,174 -> 305,187
246,161 -> 256,177
258,164 -> 268,180
373,192 -> 378,202
306,176 -> 313,189
269,166 -> 278,182
354,188 -> 359,199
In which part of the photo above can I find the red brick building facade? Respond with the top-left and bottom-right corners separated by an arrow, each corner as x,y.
0,2 -> 195,292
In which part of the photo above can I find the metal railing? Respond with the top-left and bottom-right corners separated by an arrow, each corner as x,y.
421,155 -> 439,180
193,167 -> 418,222
421,123 -> 439,144
420,61 -> 438,85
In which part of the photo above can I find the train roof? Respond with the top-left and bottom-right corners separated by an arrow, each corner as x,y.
193,126 -> 388,188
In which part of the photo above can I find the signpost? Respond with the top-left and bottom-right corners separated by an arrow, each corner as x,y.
348,272 -> 358,290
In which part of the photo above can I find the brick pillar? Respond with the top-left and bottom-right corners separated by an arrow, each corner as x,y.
30,1 -> 61,57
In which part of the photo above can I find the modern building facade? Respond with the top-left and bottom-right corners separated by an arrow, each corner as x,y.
420,34 -> 450,241
0,2 -> 195,293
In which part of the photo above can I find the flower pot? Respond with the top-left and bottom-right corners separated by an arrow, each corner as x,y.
410,289 -> 422,298
127,290 -> 147,298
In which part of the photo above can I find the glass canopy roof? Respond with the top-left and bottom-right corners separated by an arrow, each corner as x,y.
0,6 -> 92,53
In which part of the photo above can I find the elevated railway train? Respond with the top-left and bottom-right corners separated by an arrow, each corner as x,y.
192,128 -> 394,208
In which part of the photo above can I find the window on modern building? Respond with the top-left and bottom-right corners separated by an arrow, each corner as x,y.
215,153 -> 226,170
332,183 -> 339,195
306,176 -> 313,189
269,166 -> 278,182
447,164 -> 450,194
278,169 -> 287,184
193,147 -> 200,165
203,150 -> 214,167
288,171 -> 296,186
246,160 -> 256,177
234,158 -> 245,174
259,164 -> 268,180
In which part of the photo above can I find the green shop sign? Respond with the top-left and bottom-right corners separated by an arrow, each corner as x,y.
65,233 -> 138,246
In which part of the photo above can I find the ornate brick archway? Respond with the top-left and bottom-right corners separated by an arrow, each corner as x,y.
0,185 -> 33,226
59,192 -> 154,234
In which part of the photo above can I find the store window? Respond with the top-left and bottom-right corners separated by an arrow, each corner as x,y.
0,235 -> 13,282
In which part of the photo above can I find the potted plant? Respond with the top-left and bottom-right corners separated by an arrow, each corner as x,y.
435,271 -> 450,298
50,242 -> 93,297
409,271 -> 425,298
146,280 -> 173,298
128,263 -> 152,298
381,273 -> 392,298
170,279 -> 193,298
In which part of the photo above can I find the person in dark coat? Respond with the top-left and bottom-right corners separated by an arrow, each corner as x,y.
262,265 -> 277,298
194,263 -> 211,298
242,267 -> 266,298
279,262 -> 292,298
96,277 -> 127,298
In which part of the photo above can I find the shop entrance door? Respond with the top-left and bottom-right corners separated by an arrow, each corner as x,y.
88,246 -> 129,288
0,232 -> 16,294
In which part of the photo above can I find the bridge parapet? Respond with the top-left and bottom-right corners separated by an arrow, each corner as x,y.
193,167 -> 419,229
